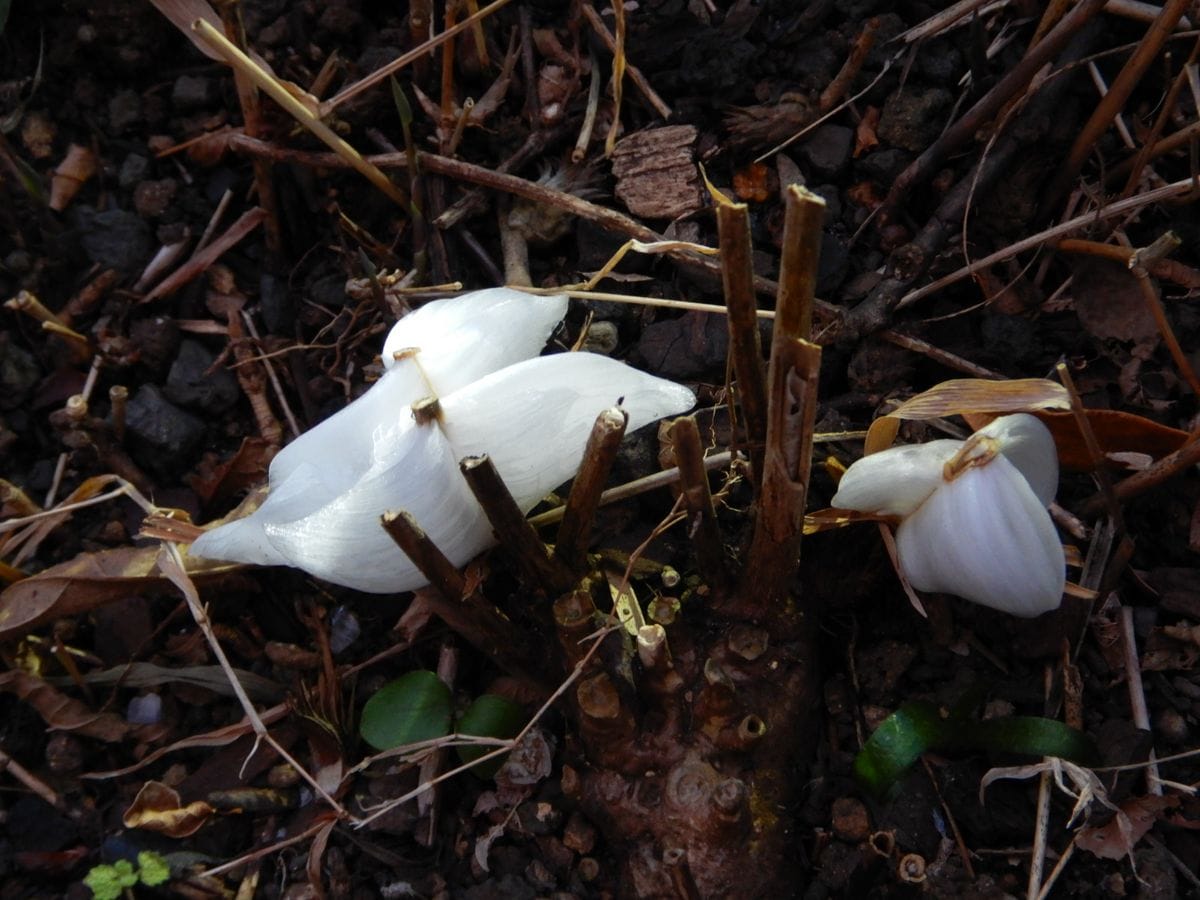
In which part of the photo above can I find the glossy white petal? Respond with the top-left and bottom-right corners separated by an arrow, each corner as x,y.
977,413 -> 1059,506
262,422 -> 494,594
894,452 -> 1065,617
440,353 -> 696,511
382,288 -> 568,386
270,289 -> 567,488
831,440 -> 961,517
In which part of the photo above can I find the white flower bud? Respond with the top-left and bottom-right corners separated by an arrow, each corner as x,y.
189,290 -> 694,593
831,413 -> 1065,617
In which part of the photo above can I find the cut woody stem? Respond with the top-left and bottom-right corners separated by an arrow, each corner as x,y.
380,509 -> 547,687
460,454 -> 577,595
734,185 -> 824,621
716,199 -> 768,488
554,407 -> 628,573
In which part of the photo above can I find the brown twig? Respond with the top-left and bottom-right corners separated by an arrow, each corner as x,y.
322,0 -> 516,114
1130,233 -> 1200,396
1081,427 -> 1200,516
670,416 -> 732,596
818,16 -> 879,113
735,186 -> 824,620
380,511 -> 546,685
554,408 -> 628,573
142,207 -> 266,303
882,0 -> 1107,221
216,1 -> 282,257
380,510 -> 467,601
716,200 -> 768,487
460,454 -> 577,594
1041,0 -> 1193,217
579,3 -> 672,119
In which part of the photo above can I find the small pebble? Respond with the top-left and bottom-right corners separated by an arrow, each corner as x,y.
328,605 -> 361,654
126,693 -> 163,725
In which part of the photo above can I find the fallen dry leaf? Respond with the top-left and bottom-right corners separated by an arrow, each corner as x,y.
1077,794 -> 1178,861
0,545 -> 239,641
864,378 -> 1069,454
0,670 -> 128,742
1072,258 -> 1159,355
123,780 -> 215,837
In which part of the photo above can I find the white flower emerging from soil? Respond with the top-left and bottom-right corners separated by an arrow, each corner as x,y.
831,414 -> 1065,618
189,288 -> 696,593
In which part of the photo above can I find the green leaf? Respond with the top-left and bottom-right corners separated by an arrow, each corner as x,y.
853,701 -> 950,798
854,701 -> 1098,799
360,670 -> 453,752
137,850 -> 171,887
389,77 -> 414,129
455,694 -> 524,778
0,0 -> 11,38
83,864 -> 124,900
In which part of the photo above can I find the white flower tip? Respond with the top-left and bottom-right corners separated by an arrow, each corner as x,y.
895,454 -> 1065,617
381,288 -> 568,372
977,413 -> 1058,506
189,516 -> 289,567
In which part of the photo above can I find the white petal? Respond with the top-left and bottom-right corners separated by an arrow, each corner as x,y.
894,453 -> 1065,617
382,288 -> 568,390
975,413 -> 1058,506
831,440 -> 962,517
189,511 -> 290,567
440,353 -> 696,511
263,422 -> 494,593
270,289 -> 567,488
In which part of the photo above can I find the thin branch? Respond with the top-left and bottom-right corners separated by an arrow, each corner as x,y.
716,200 -> 768,486
554,408 -> 628,573
460,455 -> 577,594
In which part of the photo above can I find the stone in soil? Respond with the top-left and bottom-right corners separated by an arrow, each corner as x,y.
0,334 -> 40,411
171,74 -> 214,110
800,124 -> 853,180
636,311 -> 728,379
133,178 -> 178,220
75,207 -> 152,272
164,339 -> 240,414
878,87 -> 954,153
125,384 -> 206,471
118,153 -> 150,190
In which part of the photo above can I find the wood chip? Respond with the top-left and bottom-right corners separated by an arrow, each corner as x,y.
611,125 -> 702,220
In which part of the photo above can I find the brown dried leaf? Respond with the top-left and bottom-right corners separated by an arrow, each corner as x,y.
0,670 -> 128,742
1072,258 -> 1159,353
123,781 -> 215,837
0,545 -> 239,641
887,378 -> 1069,420
188,437 -> 275,506
1077,794 -> 1178,861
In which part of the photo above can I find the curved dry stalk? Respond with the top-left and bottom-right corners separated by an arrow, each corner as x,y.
157,543 -> 350,821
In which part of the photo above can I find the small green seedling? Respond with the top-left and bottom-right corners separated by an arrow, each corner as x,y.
360,669 -> 524,778
83,850 -> 170,900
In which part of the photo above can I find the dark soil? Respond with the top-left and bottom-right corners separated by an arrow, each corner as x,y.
4,1 -> 1200,898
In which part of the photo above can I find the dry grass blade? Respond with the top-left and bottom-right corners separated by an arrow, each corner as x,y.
156,543 -> 350,820
885,378 -> 1070,420
190,19 -> 407,207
